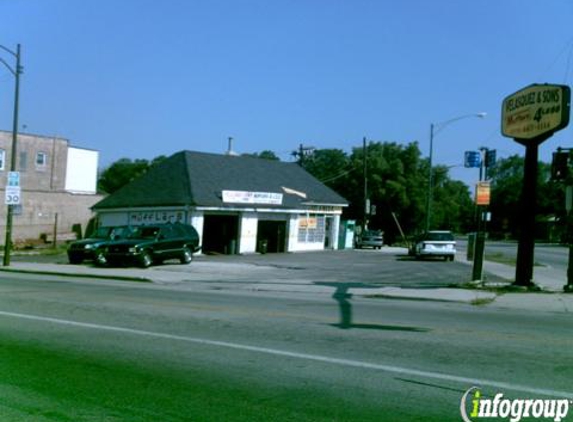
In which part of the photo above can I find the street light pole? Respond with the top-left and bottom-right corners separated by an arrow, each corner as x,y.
0,43 -> 22,266
425,123 -> 435,233
424,112 -> 486,233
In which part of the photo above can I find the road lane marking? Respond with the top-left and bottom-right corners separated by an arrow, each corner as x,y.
0,309 -> 570,399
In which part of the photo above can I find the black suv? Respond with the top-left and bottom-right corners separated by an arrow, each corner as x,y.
101,223 -> 200,268
67,226 -> 133,264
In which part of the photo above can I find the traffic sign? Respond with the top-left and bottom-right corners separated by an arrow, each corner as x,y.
464,151 -> 481,168
485,149 -> 497,168
7,171 -> 20,187
5,186 -> 21,205
501,84 -> 570,142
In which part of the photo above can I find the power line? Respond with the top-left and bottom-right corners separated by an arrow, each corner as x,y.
319,167 -> 355,183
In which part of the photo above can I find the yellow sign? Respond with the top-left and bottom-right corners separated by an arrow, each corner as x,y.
501,84 -> 570,141
475,181 -> 491,206
299,217 -> 317,229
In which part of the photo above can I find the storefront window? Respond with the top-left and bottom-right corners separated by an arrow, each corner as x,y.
298,215 -> 325,243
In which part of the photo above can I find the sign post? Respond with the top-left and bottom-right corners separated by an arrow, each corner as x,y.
501,83 -> 571,287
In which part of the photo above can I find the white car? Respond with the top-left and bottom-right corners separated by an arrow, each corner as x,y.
413,230 -> 456,261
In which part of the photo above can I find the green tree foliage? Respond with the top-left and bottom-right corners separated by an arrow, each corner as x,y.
300,149 -> 350,197
242,150 -> 280,161
301,141 -> 473,243
98,156 -> 166,194
489,155 -> 563,240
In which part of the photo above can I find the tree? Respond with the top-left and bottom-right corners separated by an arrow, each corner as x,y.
242,150 -> 280,161
98,156 -> 167,194
488,154 -> 563,240
301,141 -> 476,243
301,149 -> 351,197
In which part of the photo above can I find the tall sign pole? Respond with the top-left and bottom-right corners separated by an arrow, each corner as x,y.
0,43 -> 22,267
501,83 -> 571,287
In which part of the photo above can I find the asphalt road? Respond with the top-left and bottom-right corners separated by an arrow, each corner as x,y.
0,271 -> 571,421
457,239 -> 569,272
486,242 -> 568,271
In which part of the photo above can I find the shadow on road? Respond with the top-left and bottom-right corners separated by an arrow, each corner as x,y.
315,283 -> 430,332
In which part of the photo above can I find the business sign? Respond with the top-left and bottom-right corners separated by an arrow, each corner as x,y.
222,190 -> 283,205
5,186 -> 21,205
501,84 -> 570,141
475,181 -> 491,206
129,210 -> 185,225
299,217 -> 317,229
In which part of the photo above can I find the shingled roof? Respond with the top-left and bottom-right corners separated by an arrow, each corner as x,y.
93,151 -> 348,210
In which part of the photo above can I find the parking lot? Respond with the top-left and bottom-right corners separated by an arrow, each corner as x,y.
12,247 -> 506,289
188,248 -> 505,288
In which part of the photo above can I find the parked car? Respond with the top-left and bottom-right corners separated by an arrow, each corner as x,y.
101,223 -> 200,268
355,229 -> 384,249
67,226 -> 133,264
411,230 -> 456,261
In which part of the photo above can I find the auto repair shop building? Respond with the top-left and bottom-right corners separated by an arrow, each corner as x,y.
92,150 -> 348,254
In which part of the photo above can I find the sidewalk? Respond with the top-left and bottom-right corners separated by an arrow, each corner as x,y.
1,249 -> 572,313
464,255 -> 568,292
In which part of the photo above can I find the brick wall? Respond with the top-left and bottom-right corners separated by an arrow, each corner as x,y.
0,131 -> 68,191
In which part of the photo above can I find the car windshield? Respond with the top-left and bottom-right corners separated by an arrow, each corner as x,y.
425,232 -> 454,241
129,227 -> 160,240
92,227 -> 113,239
363,230 -> 382,237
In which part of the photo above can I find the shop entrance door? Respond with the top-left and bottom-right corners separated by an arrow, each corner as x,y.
257,220 -> 287,253
203,214 -> 239,254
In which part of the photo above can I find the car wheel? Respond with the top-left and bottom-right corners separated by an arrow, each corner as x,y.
139,251 -> 153,268
180,247 -> 193,264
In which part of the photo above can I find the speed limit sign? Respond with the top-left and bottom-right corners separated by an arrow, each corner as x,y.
5,186 -> 21,205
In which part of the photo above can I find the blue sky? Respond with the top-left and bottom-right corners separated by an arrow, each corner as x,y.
1,0 -> 573,186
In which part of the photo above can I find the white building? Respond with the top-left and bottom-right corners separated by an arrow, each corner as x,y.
93,151 -> 348,254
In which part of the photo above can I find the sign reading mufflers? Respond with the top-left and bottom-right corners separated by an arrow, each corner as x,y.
502,83 -> 570,141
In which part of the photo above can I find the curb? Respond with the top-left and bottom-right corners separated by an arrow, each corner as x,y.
0,267 -> 152,283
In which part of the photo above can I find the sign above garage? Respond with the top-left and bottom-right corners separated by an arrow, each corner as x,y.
222,190 -> 283,205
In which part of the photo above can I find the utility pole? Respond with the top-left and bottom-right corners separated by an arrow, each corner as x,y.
292,144 -> 314,166
363,137 -> 369,230
472,147 -> 493,281
0,43 -> 22,266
